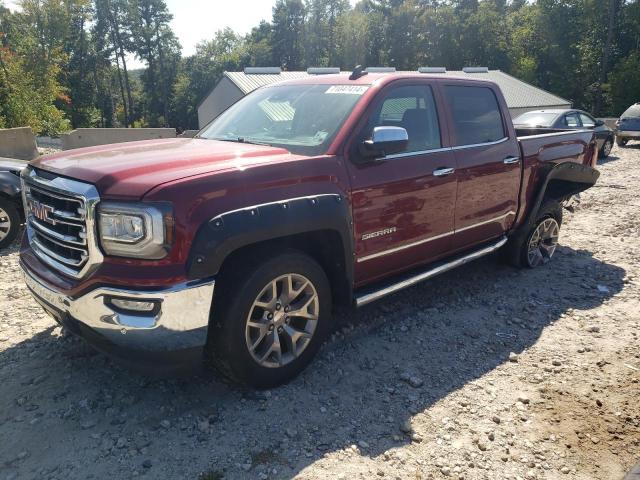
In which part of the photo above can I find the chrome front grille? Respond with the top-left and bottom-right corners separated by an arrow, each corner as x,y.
22,167 -> 103,279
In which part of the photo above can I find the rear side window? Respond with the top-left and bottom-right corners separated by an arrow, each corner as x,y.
563,113 -> 580,127
368,85 -> 441,153
443,86 -> 505,146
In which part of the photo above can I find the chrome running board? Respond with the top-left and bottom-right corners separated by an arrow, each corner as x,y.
354,236 -> 508,307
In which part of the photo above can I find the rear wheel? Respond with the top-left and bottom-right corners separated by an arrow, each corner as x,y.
208,251 -> 332,388
0,199 -> 20,250
599,138 -> 613,158
525,217 -> 560,267
504,201 -> 562,268
616,136 -> 628,147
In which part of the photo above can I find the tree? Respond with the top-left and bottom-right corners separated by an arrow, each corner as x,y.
0,1 -> 69,134
608,52 -> 640,115
93,0 -> 135,126
272,0 -> 306,69
130,0 -> 181,127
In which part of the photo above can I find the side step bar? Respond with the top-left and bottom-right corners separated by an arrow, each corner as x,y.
354,236 -> 508,307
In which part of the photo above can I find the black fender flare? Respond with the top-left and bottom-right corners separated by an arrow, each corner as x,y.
523,161 -> 599,229
0,171 -> 21,198
186,194 -> 354,285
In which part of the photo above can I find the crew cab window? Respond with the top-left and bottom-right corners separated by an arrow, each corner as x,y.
579,113 -> 595,127
443,86 -> 505,146
367,85 -> 441,153
563,113 -> 580,127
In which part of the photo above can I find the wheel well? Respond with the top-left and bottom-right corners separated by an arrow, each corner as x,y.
215,230 -> 352,307
542,177 -> 595,206
0,192 -> 24,220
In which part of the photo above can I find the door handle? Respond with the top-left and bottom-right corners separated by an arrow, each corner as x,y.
503,156 -> 520,165
433,167 -> 455,177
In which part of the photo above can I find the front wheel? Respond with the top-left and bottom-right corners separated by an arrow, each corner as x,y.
599,138 -> 613,158
208,251 -> 332,388
0,199 -> 20,250
616,136 -> 628,147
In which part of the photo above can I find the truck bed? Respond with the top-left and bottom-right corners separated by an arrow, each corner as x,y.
516,129 -> 596,165
513,128 -> 597,228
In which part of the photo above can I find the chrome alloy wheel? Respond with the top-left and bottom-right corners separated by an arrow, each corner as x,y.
527,218 -> 559,267
245,273 -> 319,368
602,139 -> 613,157
0,207 -> 10,242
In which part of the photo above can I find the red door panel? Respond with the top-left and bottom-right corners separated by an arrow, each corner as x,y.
440,84 -> 521,251
452,140 -> 520,249
349,150 -> 457,286
343,81 -> 458,287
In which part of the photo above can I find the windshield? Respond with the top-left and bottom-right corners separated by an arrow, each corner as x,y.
513,111 -> 559,127
621,104 -> 640,119
198,83 -> 369,156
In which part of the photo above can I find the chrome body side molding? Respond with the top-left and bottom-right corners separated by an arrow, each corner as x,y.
357,211 -> 514,263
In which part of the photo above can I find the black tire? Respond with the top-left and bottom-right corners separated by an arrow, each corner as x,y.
0,198 -> 20,250
207,250 -> 332,388
504,201 -> 563,269
599,138 -> 613,158
616,136 -> 628,147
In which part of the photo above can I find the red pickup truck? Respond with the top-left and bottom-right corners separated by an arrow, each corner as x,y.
19,72 -> 599,387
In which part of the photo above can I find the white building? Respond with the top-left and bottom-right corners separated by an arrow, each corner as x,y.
197,67 -> 572,129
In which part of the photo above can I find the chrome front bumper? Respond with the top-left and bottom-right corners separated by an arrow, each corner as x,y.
21,264 -> 215,356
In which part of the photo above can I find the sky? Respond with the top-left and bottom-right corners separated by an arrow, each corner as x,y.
6,0 -> 358,68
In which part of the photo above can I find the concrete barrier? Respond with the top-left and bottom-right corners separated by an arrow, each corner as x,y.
61,128 -> 177,150
598,118 -> 618,130
0,127 -> 38,160
178,130 -> 199,138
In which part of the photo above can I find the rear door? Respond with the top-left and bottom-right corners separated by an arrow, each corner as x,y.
345,81 -> 457,286
441,84 -> 521,251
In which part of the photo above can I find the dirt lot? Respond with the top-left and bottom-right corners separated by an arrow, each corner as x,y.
1,145 -> 639,480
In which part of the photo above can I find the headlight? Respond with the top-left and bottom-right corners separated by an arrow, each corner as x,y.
97,202 -> 173,259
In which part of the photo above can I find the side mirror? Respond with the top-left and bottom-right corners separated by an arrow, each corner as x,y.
595,119 -> 605,127
360,126 -> 408,159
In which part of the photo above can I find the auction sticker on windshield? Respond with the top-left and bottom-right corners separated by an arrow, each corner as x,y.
326,85 -> 369,95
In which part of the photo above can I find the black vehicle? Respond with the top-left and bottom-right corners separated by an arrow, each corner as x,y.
615,103 -> 640,147
0,158 -> 27,250
513,109 -> 615,158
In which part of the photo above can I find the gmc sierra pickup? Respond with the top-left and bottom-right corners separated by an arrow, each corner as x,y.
19,72 -> 600,387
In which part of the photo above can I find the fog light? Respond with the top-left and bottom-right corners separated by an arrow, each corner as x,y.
110,298 -> 156,312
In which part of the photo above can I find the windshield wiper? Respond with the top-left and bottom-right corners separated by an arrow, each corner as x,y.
213,137 -> 272,147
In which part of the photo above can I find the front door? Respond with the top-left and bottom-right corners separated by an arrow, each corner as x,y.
441,84 -> 521,250
345,82 -> 457,286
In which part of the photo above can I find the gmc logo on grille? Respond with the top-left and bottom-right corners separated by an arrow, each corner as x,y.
28,199 -> 56,225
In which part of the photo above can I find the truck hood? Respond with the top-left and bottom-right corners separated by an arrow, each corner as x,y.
31,138 -> 295,199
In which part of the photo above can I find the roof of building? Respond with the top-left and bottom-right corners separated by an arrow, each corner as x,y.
213,68 -> 571,110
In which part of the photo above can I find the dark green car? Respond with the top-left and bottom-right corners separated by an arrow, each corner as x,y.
514,109 -> 615,159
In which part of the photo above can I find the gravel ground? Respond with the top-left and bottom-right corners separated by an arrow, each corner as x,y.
1,145 -> 639,480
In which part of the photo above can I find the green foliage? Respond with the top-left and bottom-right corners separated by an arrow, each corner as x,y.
0,0 -> 639,132
608,52 -> 640,116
